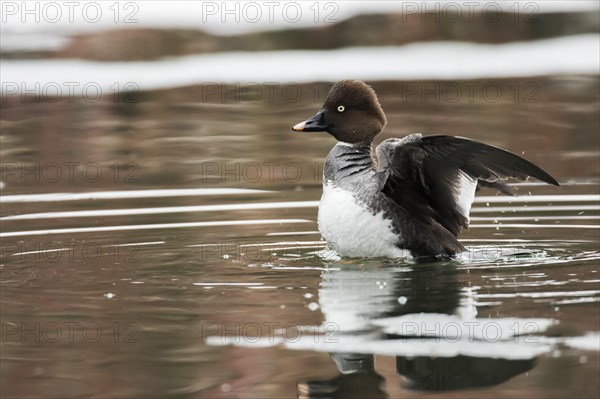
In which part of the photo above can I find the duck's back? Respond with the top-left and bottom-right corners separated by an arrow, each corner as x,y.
318,141 -> 470,260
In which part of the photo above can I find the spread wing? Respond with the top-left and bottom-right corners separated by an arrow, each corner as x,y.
376,134 -> 559,237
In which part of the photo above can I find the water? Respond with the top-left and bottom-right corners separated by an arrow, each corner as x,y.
1,77 -> 599,398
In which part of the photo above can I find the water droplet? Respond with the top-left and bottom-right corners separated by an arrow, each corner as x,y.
221,383 -> 232,392
552,350 -> 561,358
308,302 -> 319,311
303,293 -> 313,299
398,296 -> 408,305
104,293 -> 115,299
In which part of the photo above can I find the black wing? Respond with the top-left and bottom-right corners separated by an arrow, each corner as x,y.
377,134 -> 559,238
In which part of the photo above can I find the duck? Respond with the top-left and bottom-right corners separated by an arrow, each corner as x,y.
291,80 -> 559,261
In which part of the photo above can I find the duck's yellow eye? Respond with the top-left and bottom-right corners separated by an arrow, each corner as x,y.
337,105 -> 345,112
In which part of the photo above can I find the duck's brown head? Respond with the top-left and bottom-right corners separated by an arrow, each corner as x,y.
292,80 -> 387,144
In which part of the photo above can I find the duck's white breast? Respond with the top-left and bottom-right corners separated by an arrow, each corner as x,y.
317,183 -> 407,258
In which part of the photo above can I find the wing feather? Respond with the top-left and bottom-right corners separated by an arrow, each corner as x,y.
377,134 -> 559,238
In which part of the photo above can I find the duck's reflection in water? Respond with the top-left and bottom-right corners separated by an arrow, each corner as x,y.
298,352 -> 386,399
297,263 -> 539,397
396,355 -> 535,392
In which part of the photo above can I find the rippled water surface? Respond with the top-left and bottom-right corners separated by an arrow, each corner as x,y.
1,77 -> 599,398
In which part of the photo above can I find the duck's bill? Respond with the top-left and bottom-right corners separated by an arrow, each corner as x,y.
292,110 -> 329,132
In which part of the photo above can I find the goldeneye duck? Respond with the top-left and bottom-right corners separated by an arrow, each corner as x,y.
292,80 -> 559,261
